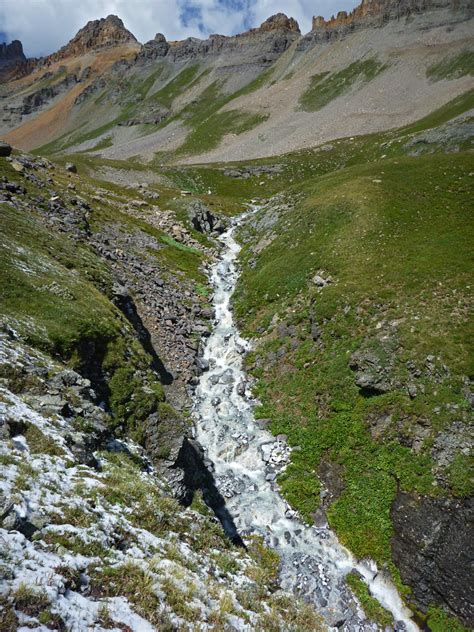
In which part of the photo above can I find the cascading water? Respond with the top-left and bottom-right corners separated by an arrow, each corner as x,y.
192,209 -> 418,631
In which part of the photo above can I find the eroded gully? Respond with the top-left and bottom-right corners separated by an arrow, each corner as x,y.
191,209 -> 418,631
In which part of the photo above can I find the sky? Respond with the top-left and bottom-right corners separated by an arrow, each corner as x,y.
0,0 -> 359,58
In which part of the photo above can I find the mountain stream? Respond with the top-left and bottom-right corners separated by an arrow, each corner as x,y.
192,211 -> 418,631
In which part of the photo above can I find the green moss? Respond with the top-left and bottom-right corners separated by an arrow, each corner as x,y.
426,606 -> 469,632
346,573 -> 393,627
448,453 -> 474,497
108,366 -> 165,437
426,51 -> 474,82
299,58 -> 388,112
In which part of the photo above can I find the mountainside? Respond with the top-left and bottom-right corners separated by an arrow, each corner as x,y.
0,1 -> 473,631
1,0 -> 472,161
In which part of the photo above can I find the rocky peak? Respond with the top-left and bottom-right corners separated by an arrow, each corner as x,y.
256,13 -> 301,33
47,14 -> 138,62
0,40 -> 26,63
136,32 -> 170,63
0,39 -> 35,81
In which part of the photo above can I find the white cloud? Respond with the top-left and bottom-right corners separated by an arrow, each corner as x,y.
0,0 -> 359,58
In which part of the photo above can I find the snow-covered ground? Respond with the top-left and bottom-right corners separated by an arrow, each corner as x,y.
0,331 -> 322,630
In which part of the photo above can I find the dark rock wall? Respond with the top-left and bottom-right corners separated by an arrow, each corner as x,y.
391,491 -> 474,626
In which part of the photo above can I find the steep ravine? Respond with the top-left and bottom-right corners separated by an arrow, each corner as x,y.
191,210 -> 419,631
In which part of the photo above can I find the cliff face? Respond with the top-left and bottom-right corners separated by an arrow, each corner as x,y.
0,39 -> 25,63
0,40 -> 34,81
299,0 -> 472,48
159,13 -> 301,65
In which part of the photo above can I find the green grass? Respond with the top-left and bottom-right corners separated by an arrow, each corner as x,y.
234,151 -> 473,570
0,192 -> 119,358
150,64 -> 201,108
179,109 -> 269,155
426,51 -> 474,82
299,58 -> 388,112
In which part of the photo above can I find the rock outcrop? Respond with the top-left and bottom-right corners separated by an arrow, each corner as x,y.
0,39 -> 25,64
135,33 -> 170,64
240,12 -> 301,35
187,200 -> 228,235
164,13 -> 300,64
0,40 -> 35,80
299,0 -> 472,48
45,14 -> 138,63
391,491 -> 474,626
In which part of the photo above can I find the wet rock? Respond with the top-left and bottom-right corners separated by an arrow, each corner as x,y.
195,357 -> 209,374
311,507 -> 328,528
391,491 -> 474,625
318,456 -> 345,507
236,381 -> 246,396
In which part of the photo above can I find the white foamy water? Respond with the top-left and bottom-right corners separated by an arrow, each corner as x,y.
192,210 -> 418,631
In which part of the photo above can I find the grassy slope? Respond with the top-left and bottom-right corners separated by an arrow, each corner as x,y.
227,95 -> 473,627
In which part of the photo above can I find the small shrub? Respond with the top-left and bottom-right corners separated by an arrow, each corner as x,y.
11,583 -> 50,616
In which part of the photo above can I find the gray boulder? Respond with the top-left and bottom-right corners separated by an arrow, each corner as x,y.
187,200 -> 228,235
349,347 -> 392,395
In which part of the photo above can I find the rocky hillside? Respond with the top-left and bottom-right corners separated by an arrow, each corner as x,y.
0,145 -> 326,630
0,1 -> 473,630
0,0 -> 472,160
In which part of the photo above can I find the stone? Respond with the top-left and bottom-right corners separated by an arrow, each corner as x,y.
349,347 -> 392,395
407,383 -> 417,398
66,162 -> 77,173
311,508 -> 328,528
187,200 -> 228,235
46,15 -> 137,63
11,160 -> 24,172
0,141 -> 12,157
